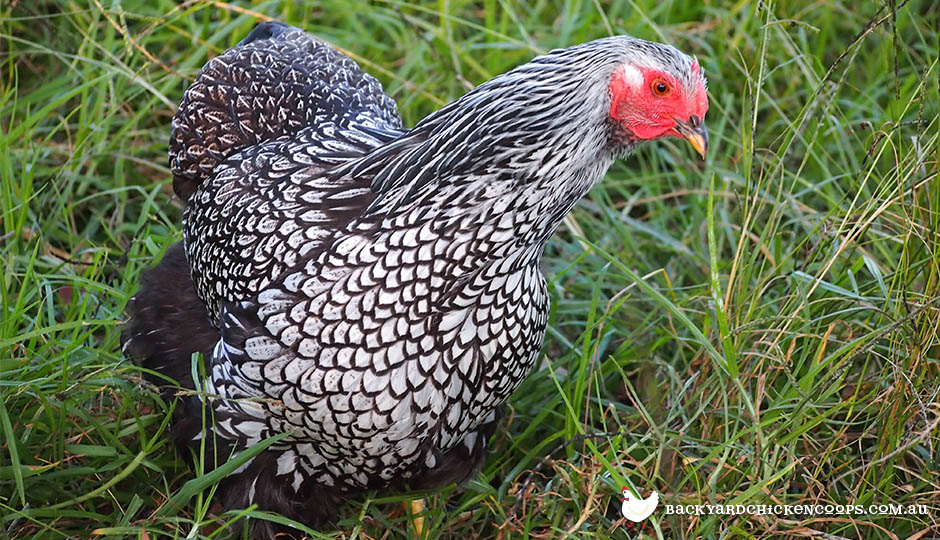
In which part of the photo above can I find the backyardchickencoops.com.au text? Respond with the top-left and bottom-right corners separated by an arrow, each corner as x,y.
664,503 -> 930,516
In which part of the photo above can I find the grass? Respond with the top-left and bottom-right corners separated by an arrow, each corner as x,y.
1,0 -> 938,538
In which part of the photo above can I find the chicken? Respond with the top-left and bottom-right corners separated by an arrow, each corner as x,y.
622,488 -> 659,522
123,21 -> 708,537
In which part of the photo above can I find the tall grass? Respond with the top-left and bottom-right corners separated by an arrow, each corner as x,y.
1,1 -> 938,539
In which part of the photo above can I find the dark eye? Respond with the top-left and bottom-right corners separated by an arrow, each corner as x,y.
652,79 -> 670,96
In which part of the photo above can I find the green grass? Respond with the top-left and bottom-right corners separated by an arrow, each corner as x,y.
2,1 -> 938,538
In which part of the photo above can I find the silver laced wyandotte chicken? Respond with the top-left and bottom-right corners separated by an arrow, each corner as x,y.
123,21 -> 708,537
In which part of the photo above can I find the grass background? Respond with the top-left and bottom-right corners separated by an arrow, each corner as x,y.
2,0 -> 939,538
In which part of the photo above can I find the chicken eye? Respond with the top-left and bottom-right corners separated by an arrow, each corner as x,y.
651,79 -> 670,97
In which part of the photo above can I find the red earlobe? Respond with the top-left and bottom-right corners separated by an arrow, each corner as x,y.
609,71 -> 630,121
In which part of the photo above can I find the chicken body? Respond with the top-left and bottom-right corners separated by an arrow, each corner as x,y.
124,21 -> 707,536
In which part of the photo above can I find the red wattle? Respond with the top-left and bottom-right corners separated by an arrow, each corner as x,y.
628,122 -> 670,140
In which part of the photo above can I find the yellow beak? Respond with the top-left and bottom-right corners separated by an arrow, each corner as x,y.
674,115 -> 708,159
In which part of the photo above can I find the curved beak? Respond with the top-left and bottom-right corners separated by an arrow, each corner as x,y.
674,115 -> 708,159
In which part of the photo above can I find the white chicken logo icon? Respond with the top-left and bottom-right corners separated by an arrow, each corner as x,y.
621,487 -> 659,522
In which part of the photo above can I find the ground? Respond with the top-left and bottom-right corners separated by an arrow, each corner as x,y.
1,1 -> 938,539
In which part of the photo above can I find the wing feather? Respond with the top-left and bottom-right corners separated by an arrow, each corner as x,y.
179,23 -> 407,319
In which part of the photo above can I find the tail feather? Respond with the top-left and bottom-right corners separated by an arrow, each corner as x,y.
169,21 -> 402,201
122,242 -> 218,389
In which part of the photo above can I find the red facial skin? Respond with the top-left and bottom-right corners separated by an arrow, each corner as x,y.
609,60 -> 708,141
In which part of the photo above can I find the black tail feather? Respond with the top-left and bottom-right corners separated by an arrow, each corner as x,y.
122,242 -> 218,389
